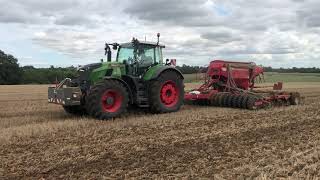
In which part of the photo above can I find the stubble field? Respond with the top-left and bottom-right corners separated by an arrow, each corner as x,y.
1,82 -> 320,179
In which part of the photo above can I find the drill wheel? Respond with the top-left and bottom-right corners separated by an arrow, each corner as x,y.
210,94 -> 219,106
232,95 -> 240,108
236,95 -> 245,108
218,93 -> 226,107
241,95 -> 249,109
227,94 -> 235,108
223,93 -> 231,107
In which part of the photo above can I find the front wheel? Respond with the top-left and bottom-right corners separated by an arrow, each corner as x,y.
86,80 -> 128,120
149,71 -> 184,113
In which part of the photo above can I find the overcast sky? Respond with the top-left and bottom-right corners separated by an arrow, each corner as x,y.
0,0 -> 319,68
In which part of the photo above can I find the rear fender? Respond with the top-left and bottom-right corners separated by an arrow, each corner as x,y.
144,66 -> 184,81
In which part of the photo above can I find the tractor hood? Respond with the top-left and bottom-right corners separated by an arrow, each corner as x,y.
78,63 -> 102,71
89,62 -> 126,84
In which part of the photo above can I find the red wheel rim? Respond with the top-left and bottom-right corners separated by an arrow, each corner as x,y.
101,90 -> 123,113
160,80 -> 179,107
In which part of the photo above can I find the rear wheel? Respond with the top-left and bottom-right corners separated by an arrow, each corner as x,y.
86,80 -> 128,120
149,71 -> 184,113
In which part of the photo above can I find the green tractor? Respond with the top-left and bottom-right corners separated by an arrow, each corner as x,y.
48,34 -> 184,119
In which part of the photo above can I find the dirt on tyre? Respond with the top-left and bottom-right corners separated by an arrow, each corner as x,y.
86,80 -> 128,120
149,71 -> 184,113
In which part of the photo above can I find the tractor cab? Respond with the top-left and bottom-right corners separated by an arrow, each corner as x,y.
104,35 -> 165,76
117,42 -> 164,65
116,41 -> 165,76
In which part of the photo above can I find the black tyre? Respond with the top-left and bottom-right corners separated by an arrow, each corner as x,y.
149,71 -> 184,113
86,80 -> 129,120
63,105 -> 86,116
221,94 -> 226,107
232,95 -> 240,108
228,94 -> 236,107
210,94 -> 219,106
223,93 -> 231,107
237,95 -> 245,108
241,95 -> 249,109
217,93 -> 225,106
214,94 -> 222,106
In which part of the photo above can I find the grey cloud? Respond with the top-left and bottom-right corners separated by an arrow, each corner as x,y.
32,29 -> 103,59
0,1 -> 38,23
0,0 -> 78,24
0,12 -> 30,23
0,0 -> 119,26
220,48 -> 298,55
303,14 -> 320,27
125,0 -> 218,27
1,0 -> 320,68
54,14 -> 96,27
124,0 -> 302,33
296,0 -> 320,27
201,31 -> 242,43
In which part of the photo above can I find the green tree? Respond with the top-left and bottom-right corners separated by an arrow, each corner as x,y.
0,50 -> 22,84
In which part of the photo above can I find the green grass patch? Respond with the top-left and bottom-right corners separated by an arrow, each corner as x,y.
264,72 -> 320,83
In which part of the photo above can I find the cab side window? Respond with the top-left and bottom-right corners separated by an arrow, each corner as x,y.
155,47 -> 162,64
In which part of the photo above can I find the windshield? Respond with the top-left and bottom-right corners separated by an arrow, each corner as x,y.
117,47 -> 134,63
116,45 -> 162,65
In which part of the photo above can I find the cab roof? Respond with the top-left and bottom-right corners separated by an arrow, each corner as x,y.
120,41 -> 165,48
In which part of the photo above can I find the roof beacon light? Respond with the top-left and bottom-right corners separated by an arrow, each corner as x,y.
157,33 -> 160,45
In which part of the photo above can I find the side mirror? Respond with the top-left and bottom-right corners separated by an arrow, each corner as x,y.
104,44 -> 112,62
166,59 -> 170,65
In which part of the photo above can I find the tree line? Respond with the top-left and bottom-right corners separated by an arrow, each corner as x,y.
177,64 -> 320,74
0,50 -> 77,85
263,66 -> 320,73
0,49 -> 320,85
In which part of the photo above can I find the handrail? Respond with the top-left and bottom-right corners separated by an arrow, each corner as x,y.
55,78 -> 71,89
